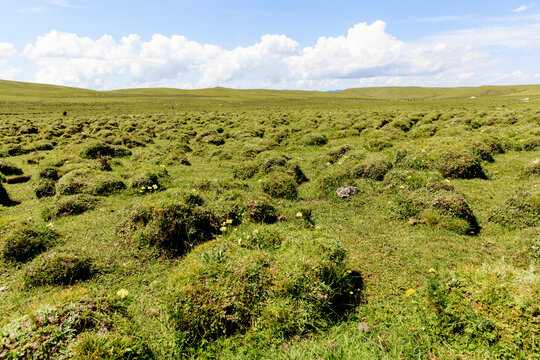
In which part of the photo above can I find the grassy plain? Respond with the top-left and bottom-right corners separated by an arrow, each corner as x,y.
0,80 -> 538,359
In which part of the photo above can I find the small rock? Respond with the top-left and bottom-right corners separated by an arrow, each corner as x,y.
336,185 -> 359,199
358,322 -> 370,332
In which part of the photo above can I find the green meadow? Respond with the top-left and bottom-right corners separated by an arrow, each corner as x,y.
0,79 -> 538,359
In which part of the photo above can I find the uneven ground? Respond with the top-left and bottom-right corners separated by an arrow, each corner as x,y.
0,80 -> 538,359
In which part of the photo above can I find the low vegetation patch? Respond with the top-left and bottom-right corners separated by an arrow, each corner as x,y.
489,185 -> 540,228
168,236 -> 363,355
118,200 -> 219,256
0,301 -> 153,359
45,194 -> 99,219
1,222 -> 59,262
24,251 -> 94,286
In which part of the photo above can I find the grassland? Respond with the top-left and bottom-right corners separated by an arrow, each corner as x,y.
0,80 -> 538,359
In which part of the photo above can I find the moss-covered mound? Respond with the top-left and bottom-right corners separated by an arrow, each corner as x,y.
24,251 -> 94,286
118,200 -> 220,256
1,222 -> 59,262
489,185 -> 540,228
391,183 -> 481,235
168,235 -> 362,355
0,301 -> 154,359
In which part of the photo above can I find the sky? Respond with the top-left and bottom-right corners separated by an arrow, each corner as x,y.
0,0 -> 539,90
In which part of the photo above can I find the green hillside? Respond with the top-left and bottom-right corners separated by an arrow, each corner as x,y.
2,79 -> 540,103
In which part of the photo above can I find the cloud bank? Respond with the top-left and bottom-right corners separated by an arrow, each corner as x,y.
2,20 -> 539,89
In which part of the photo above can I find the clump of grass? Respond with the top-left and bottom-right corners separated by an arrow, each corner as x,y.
391,185 -> 481,235
316,166 -> 353,193
523,158 -> 540,178
1,301 -> 145,359
352,159 -> 393,181
71,333 -> 155,360
168,236 -> 363,355
56,168 -> 93,195
0,161 -> 23,176
243,197 -> 279,224
130,172 -> 163,192
489,185 -> 540,228
118,200 -> 219,256
325,145 -> 352,164
303,133 -> 328,146
1,222 -> 59,262
81,141 -> 131,159
233,155 -> 309,184
93,177 -> 126,196
35,181 -> 56,199
383,169 -> 443,191
432,150 -> 487,179
45,194 -> 99,219
24,251 -> 94,286
261,172 -> 298,199
419,263 -> 539,358
39,167 -> 59,180
392,149 -> 431,170
197,131 -> 225,145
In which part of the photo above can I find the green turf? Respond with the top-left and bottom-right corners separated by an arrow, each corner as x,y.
0,80 -> 538,359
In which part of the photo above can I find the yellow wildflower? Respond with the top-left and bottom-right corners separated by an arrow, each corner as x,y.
406,175 -> 412,179
220,226 -> 227,232
226,219 -> 233,224
152,184 -> 158,189
405,289 -> 416,297
428,268 -> 437,273
117,289 -> 129,298
295,212 -> 303,218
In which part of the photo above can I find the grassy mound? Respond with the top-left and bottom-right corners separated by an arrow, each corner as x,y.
168,234 -> 362,355
0,301 -> 153,359
118,200 -> 219,256
24,251 -> 94,286
391,183 -> 481,235
45,194 -> 99,219
1,222 -> 59,262
489,185 -> 540,228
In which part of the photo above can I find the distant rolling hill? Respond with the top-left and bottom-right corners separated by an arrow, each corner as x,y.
1,79 -> 539,102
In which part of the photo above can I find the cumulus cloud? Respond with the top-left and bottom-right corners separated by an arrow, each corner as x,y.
0,42 -> 19,80
19,20 -> 540,90
23,30 -> 299,88
0,42 -> 17,63
284,21 -> 484,83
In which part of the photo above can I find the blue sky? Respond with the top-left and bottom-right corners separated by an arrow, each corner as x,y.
0,0 -> 539,90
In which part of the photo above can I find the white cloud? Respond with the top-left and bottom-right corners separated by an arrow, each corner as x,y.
284,21 -> 484,82
428,23 -> 540,50
0,66 -> 21,80
513,5 -> 529,12
0,42 -> 17,63
0,42 -> 19,80
19,20 -> 540,90
23,30 -> 299,89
